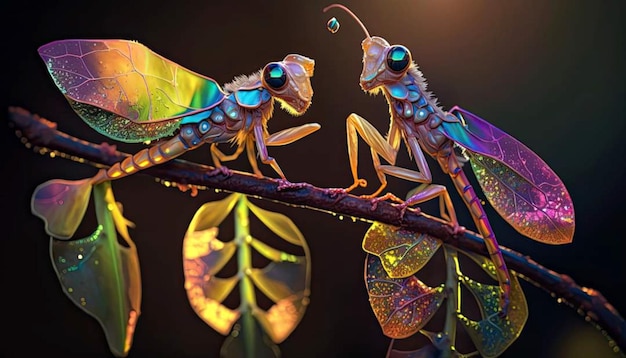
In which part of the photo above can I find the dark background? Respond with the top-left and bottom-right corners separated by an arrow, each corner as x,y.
3,1 -> 625,357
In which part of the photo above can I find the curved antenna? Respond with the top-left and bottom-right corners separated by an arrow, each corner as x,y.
323,4 -> 371,39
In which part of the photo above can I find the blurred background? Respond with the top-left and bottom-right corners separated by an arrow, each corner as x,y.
3,0 -> 625,357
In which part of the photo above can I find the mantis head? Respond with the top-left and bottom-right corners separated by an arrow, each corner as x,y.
323,4 -> 413,94
262,54 -> 315,116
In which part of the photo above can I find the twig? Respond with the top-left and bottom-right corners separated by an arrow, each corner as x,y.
7,106 -> 625,354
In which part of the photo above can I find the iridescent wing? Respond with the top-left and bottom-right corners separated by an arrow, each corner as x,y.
38,39 -> 227,142
439,106 -> 575,244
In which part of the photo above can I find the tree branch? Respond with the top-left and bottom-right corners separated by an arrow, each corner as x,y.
7,106 -> 625,353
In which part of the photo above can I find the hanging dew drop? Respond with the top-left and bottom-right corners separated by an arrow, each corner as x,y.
327,17 -> 340,33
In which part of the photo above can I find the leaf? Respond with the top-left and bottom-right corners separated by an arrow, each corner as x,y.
182,194 -> 310,356
249,258 -> 310,343
248,201 -> 306,246
365,254 -> 445,339
457,253 -> 528,358
183,224 -> 239,336
189,194 -> 240,232
363,222 -> 441,278
31,178 -> 93,239
50,181 -> 141,357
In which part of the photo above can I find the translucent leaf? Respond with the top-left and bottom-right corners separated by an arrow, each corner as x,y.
249,259 -> 310,343
50,181 -> 141,357
457,273 -> 528,358
249,262 -> 308,303
32,178 -> 93,239
248,201 -> 306,246
221,313 -> 280,358
183,227 -> 239,335
183,227 -> 237,271
189,193 -> 240,232
363,222 -> 441,278
255,292 -> 310,344
366,254 -> 445,338
183,194 -> 310,353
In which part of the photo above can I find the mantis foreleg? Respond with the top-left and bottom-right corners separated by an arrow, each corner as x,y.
346,113 -> 432,198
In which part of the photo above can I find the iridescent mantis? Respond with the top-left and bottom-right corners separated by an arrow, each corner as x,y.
324,4 -> 575,314
32,39 -> 319,239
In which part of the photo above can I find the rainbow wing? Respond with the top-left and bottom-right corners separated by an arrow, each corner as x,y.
439,106 -> 575,244
38,39 -> 226,142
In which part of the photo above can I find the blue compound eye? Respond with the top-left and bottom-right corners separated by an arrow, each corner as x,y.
263,63 -> 288,90
386,45 -> 411,73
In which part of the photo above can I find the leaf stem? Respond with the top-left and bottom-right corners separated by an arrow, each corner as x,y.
234,195 -> 257,358
442,247 -> 461,357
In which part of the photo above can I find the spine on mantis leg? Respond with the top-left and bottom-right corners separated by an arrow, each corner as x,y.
92,125 -> 203,184
447,155 -> 511,312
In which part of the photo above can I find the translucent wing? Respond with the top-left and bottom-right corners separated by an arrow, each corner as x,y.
440,106 -> 575,244
39,39 -> 227,142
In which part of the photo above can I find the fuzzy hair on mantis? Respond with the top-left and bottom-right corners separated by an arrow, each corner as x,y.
324,4 -> 575,315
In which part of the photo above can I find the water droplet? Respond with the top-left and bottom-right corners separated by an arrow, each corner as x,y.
327,17 -> 340,33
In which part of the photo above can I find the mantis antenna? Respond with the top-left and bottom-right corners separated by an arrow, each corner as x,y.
323,4 -> 371,38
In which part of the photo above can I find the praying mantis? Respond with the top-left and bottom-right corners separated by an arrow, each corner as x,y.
324,4 -> 575,314
32,39 -> 320,240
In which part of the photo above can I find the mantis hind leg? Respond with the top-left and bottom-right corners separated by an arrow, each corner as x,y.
450,170 -> 511,315
402,183 -> 461,233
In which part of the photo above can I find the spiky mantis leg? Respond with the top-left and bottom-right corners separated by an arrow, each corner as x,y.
345,113 -> 432,199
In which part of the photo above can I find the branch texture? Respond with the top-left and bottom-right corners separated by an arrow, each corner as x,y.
7,106 -> 625,353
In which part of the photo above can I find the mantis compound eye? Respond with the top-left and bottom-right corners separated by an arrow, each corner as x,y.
386,45 -> 411,73
263,63 -> 288,90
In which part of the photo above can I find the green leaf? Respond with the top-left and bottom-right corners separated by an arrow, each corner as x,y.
50,181 -> 141,357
